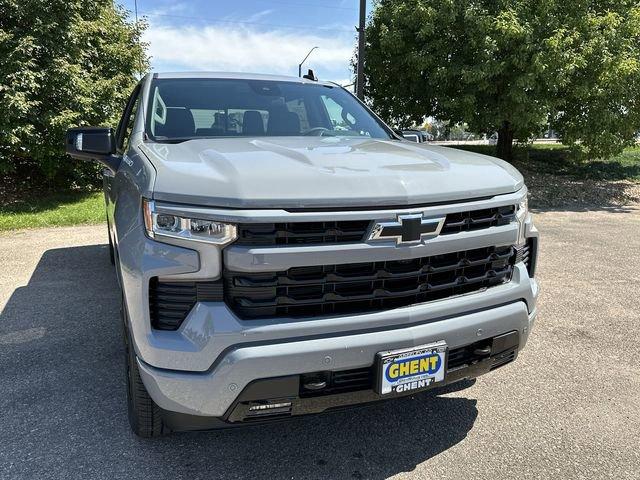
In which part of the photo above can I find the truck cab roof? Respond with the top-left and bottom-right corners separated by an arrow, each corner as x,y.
151,71 -> 337,87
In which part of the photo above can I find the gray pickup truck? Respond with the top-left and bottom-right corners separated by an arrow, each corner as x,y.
66,72 -> 539,437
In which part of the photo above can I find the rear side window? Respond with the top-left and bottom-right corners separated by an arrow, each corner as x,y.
286,98 -> 310,132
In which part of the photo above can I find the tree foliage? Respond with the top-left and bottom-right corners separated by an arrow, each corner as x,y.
0,0 -> 148,187
365,0 -> 640,160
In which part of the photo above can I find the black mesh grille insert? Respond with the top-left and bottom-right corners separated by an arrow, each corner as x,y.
236,221 -> 371,246
235,206 -> 516,246
300,368 -> 373,397
149,279 -> 223,330
440,205 -> 516,235
514,238 -> 536,277
224,245 -> 516,319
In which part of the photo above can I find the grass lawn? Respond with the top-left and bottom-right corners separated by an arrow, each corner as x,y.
449,143 -> 640,181
0,191 -> 105,231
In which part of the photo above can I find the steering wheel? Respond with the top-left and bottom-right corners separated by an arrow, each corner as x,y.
304,127 -> 333,136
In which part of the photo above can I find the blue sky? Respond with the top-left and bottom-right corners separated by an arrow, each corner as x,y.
118,0 -> 371,87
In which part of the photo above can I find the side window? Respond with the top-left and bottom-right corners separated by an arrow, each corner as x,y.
286,98 -> 309,131
229,108 -> 269,135
149,86 -> 167,136
320,95 -> 362,135
191,109 -> 223,130
116,85 -> 142,152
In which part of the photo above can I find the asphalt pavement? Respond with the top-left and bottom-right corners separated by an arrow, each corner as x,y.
1,207 -> 639,479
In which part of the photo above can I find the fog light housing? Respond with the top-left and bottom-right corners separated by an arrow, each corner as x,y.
246,400 -> 293,418
248,402 -> 292,412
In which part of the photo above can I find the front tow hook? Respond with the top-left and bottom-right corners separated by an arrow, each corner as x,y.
473,346 -> 492,357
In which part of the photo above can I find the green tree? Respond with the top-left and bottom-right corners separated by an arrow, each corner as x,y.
549,3 -> 640,158
365,0 -> 640,160
0,0 -> 147,187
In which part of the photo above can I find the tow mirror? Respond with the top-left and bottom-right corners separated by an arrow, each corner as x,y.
66,127 -> 120,171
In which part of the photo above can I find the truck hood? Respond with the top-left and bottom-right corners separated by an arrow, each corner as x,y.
140,137 -> 524,209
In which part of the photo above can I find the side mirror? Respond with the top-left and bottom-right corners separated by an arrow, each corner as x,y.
66,127 -> 120,171
402,133 -> 420,143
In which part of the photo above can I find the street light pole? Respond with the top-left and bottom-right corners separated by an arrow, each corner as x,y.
356,0 -> 366,99
298,47 -> 319,77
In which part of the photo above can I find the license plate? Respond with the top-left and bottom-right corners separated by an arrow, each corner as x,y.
375,341 -> 447,395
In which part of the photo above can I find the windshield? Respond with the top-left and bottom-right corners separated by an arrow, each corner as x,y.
145,78 -> 393,142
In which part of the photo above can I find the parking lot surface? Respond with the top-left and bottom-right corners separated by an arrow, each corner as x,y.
1,208 -> 639,480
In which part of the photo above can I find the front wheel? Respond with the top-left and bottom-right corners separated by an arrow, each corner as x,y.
122,299 -> 168,437
107,221 -> 115,266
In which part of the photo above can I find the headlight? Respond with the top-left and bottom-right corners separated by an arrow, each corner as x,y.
143,199 -> 237,245
516,196 -> 529,244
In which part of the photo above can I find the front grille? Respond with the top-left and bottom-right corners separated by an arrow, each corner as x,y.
440,205 -> 516,235
149,279 -> 223,330
236,221 -> 371,246
235,206 -> 516,246
224,245 -> 516,319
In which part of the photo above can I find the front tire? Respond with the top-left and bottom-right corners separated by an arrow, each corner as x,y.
122,299 -> 168,438
107,221 -> 115,266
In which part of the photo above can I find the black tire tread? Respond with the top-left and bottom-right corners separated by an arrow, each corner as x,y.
127,352 -> 167,437
123,297 -> 169,438
107,221 -> 115,265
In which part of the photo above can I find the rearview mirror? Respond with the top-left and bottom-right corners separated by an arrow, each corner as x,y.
66,127 -> 119,171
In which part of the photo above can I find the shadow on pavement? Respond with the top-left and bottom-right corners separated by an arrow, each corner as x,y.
531,204 -> 638,214
0,245 -> 478,480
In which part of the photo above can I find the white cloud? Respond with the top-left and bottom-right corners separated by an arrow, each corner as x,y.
143,23 -> 356,81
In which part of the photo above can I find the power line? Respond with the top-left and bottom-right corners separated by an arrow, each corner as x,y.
139,11 -> 355,33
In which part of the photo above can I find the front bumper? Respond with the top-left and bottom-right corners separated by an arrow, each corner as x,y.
138,298 -> 537,419
158,329 -> 523,431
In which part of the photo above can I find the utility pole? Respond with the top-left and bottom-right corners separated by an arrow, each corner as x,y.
134,0 -> 142,79
356,0 -> 366,99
